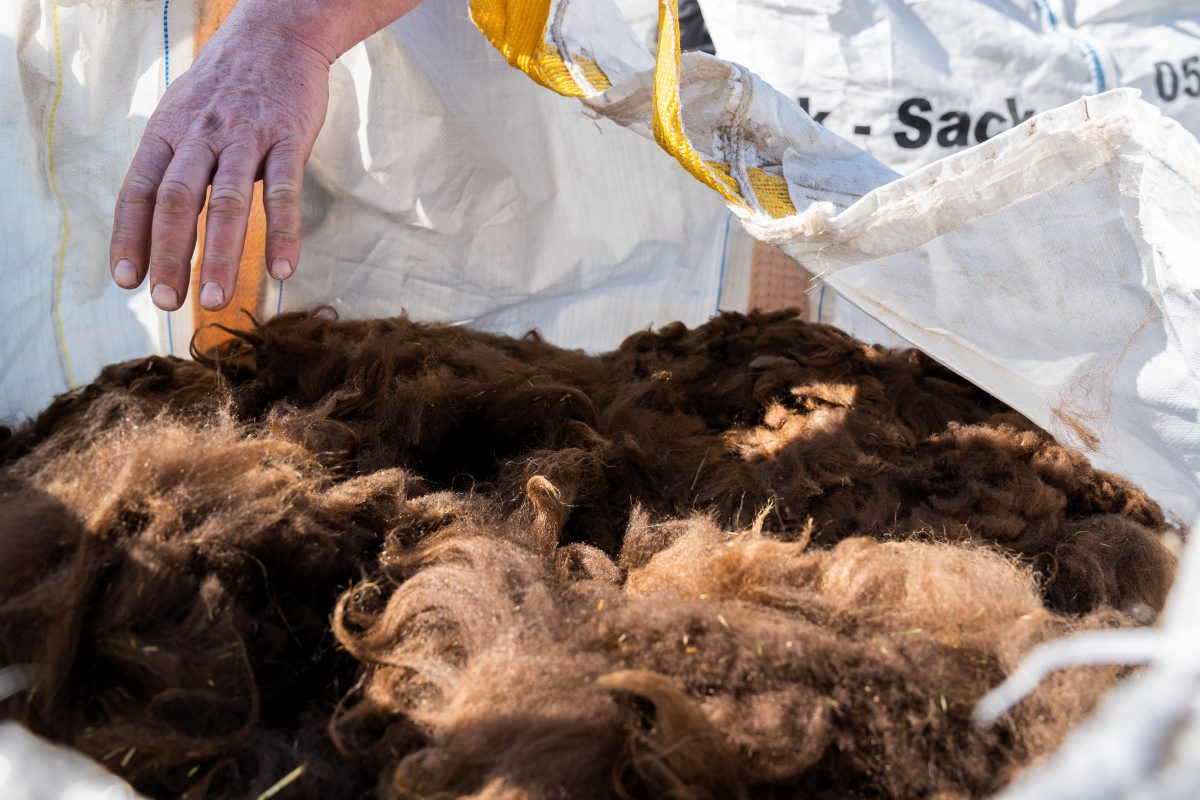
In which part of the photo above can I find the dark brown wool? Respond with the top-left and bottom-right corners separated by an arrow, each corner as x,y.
0,309 -> 1178,799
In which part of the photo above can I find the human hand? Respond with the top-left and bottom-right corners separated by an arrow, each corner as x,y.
109,2 -> 334,311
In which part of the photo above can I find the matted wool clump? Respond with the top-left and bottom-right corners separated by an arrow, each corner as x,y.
0,310 -> 1178,798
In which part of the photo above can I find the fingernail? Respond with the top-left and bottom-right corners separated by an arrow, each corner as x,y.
199,281 -> 225,309
113,259 -> 138,288
270,258 -> 293,280
151,283 -> 179,310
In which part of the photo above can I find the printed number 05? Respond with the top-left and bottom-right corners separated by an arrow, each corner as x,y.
1155,56 -> 1200,102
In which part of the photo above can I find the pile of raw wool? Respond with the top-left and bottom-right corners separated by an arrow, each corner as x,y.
0,309 -> 1178,799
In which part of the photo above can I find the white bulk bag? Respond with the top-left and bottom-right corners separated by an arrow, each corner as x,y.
472,0 -> 1200,535
1,0 -> 739,424
690,0 -> 1200,342
0,719 -> 139,800
776,89 -> 1200,526
696,0 -> 1200,175
1,2 -> 197,427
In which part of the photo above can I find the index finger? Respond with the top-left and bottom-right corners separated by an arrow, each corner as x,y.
110,134 -> 175,289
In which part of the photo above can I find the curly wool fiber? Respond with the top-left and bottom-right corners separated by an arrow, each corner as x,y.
333,495 -> 1133,800
0,309 -> 1179,799
1,401 -> 414,797
5,310 -> 1170,615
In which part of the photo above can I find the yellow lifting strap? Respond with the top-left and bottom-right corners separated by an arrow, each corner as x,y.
649,0 -> 744,207
473,0 -> 593,97
470,0 -> 797,219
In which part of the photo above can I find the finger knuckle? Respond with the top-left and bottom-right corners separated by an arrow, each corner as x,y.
143,122 -> 177,144
226,117 -> 263,140
178,135 -> 221,161
109,231 -> 144,253
119,174 -> 159,206
264,182 -> 300,209
269,142 -> 304,161
267,226 -> 300,248
156,181 -> 197,214
206,187 -> 250,218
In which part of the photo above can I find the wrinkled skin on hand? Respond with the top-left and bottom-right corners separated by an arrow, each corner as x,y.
109,0 -> 421,312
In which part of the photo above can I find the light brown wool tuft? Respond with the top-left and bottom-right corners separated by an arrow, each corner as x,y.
0,309 -> 1177,798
